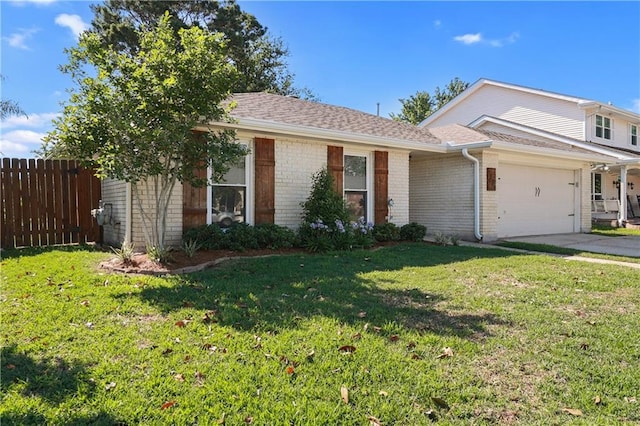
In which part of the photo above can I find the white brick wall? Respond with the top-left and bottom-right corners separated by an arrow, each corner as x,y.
101,178 -> 127,246
388,151 -> 409,225
274,137 -> 327,228
130,179 -> 183,249
409,153 -> 475,239
480,152 -> 499,241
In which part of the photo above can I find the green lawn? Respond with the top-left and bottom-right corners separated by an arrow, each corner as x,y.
1,244 -> 639,425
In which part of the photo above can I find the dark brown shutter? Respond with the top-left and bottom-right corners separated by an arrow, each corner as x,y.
254,137 -> 275,224
374,151 -> 389,225
327,145 -> 344,195
182,166 -> 208,231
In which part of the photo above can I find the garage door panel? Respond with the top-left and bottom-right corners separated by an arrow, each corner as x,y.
498,164 -> 576,238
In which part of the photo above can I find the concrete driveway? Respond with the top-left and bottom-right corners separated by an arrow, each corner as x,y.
501,233 -> 640,258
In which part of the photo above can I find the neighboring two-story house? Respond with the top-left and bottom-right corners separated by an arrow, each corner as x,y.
421,79 -> 640,228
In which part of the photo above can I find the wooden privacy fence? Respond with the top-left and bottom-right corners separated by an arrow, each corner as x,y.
1,158 -> 102,249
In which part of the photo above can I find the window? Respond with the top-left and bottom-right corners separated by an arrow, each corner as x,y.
595,114 -> 612,140
344,154 -> 368,221
631,124 -> 638,146
591,173 -> 602,201
209,146 -> 251,227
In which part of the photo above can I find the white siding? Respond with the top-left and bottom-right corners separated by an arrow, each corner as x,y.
409,154 -> 475,239
583,109 -> 640,153
101,178 -> 127,247
428,85 -> 585,139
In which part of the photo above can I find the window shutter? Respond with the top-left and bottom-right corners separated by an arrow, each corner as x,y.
182,166 -> 208,231
374,151 -> 389,225
254,137 -> 275,224
327,145 -> 344,195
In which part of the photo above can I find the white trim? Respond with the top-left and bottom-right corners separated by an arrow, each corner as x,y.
343,149 -> 374,224
630,123 -> 638,147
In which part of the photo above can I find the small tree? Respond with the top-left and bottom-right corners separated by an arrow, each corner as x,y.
44,13 -> 246,252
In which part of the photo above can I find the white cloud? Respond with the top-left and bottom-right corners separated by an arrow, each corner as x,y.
2,28 -> 39,50
55,13 -> 89,39
454,31 -> 519,48
0,130 -> 46,158
1,112 -> 59,129
433,20 -> 442,29
454,33 -> 482,45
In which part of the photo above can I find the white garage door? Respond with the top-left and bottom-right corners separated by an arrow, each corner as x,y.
497,164 -> 577,238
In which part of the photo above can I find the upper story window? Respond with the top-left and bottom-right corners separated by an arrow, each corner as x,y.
630,124 -> 638,146
344,154 -> 368,221
595,114 -> 612,140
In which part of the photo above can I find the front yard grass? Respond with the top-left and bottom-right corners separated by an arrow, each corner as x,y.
1,244 -> 639,424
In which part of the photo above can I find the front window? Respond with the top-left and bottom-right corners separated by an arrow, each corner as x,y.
211,158 -> 246,227
595,114 -> 612,140
630,124 -> 638,146
591,173 -> 602,201
344,155 -> 368,221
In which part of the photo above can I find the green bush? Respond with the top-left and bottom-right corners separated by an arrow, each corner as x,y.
373,223 -> 401,242
223,223 -> 259,251
400,222 -> 426,242
254,223 -> 296,249
182,224 -> 225,250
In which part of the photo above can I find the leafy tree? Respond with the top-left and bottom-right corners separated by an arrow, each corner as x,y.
390,77 -> 470,125
44,13 -> 246,252
0,75 -> 27,120
89,0 -> 315,98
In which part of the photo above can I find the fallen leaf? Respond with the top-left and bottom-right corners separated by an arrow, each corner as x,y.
436,347 -> 454,359
162,348 -> 173,355
594,395 -> 601,405
338,345 -> 356,353
184,355 -> 191,362
367,415 -> 382,425
379,390 -> 388,397
411,353 -> 423,360
373,326 -> 382,333
285,366 -> 295,375
425,409 -> 437,420
6,364 -> 16,370
579,342 -> 589,350
624,397 -> 637,403
341,386 -> 349,404
407,341 -> 417,349
161,400 -> 176,410
217,413 -> 226,424
306,350 -> 315,361
80,300 -> 90,307
85,322 -> 94,329
561,408 -> 583,416
244,416 -> 253,423
389,335 -> 399,342
174,373 -> 185,382
105,382 -> 116,391
431,397 -> 450,410
587,320 -> 596,326
358,311 -> 367,318
175,320 -> 187,328
352,332 -> 362,340
182,301 -> 194,308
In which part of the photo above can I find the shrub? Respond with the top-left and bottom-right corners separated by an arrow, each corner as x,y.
183,224 -> 225,250
373,223 -> 401,242
112,241 -> 135,263
400,222 -> 426,242
254,223 -> 296,249
182,239 -> 201,258
434,232 -> 450,246
146,245 -> 173,263
224,223 -> 259,252
350,217 -> 375,249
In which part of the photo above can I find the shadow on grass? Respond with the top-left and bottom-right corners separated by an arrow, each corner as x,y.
0,243 -> 101,260
129,243 -> 515,339
1,344 -> 95,405
0,412 -> 123,426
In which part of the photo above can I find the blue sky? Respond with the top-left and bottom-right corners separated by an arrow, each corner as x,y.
1,1 -> 639,158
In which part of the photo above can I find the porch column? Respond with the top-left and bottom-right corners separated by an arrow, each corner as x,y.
619,165 -> 628,227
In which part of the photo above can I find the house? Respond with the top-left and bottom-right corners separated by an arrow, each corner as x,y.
100,86 -> 635,248
420,79 -> 640,227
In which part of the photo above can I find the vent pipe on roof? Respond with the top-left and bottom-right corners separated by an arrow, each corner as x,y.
376,103 -> 380,117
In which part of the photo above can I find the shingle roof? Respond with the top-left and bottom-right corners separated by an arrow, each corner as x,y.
227,92 -> 441,144
429,124 -> 600,156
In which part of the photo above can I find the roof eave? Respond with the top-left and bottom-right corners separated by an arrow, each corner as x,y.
490,141 -> 619,163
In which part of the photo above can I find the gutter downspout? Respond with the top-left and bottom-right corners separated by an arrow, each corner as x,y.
619,165 -> 627,227
461,148 -> 483,242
